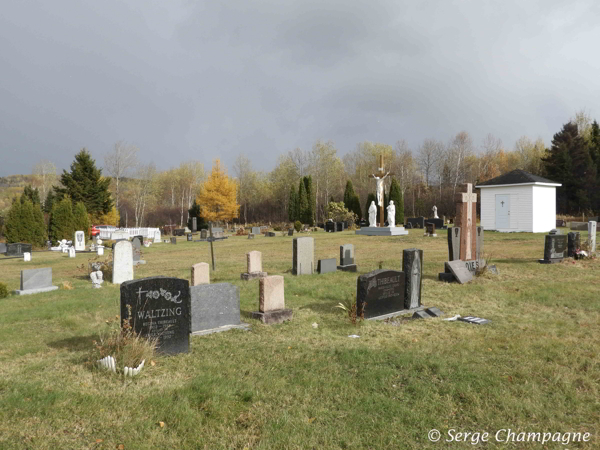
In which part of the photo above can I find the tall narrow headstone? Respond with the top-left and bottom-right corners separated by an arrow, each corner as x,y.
454,183 -> 477,260
153,229 -> 161,243
191,262 -> 210,286
448,227 -> 461,261
338,243 -> 358,272
540,231 -> 567,264
132,237 -> 145,265
113,241 -> 134,284
568,231 -> 580,257
74,231 -> 85,251
120,277 -> 190,355
192,217 -> 197,232
292,237 -> 314,275
402,248 -> 423,310
476,226 -> 484,261
588,221 -> 596,253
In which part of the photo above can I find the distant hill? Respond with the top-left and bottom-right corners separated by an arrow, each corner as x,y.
0,175 -> 35,214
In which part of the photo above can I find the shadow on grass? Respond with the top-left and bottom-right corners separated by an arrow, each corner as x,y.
48,334 -> 98,352
302,301 -> 342,315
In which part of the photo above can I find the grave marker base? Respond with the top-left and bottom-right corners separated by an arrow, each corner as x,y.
337,264 -> 358,272
14,286 -> 59,296
366,305 -> 426,321
251,309 -> 293,324
191,323 -> 251,336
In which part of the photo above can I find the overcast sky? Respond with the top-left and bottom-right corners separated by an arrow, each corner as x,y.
1,0 -> 599,177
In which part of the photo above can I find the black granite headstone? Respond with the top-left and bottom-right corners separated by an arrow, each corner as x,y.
567,232 -> 580,257
336,222 -> 345,232
427,218 -> 444,229
288,229 -> 294,236
173,229 -> 185,236
187,233 -> 193,242
120,276 -> 190,355
5,243 -> 32,257
540,233 -> 567,263
356,269 -> 406,319
405,222 -> 413,229
448,227 -> 461,261
325,221 -> 336,232
406,217 -> 425,229
402,248 -> 423,309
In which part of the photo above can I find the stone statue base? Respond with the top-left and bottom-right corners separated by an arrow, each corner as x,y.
355,226 -> 409,236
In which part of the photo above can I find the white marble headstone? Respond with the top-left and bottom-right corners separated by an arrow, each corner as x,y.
68,247 -> 76,258
588,221 -> 596,253
112,241 -> 133,284
74,231 -> 85,251
23,252 -> 31,261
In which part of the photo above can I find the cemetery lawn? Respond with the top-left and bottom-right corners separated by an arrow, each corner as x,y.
0,230 -> 598,450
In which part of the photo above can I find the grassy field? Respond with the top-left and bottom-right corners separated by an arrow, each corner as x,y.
0,229 -> 598,449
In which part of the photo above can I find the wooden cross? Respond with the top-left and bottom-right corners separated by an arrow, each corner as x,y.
370,154 -> 393,227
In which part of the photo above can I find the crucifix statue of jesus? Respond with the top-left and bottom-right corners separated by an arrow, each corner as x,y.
370,154 -> 393,227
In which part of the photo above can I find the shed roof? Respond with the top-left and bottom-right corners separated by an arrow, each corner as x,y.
476,169 -> 561,188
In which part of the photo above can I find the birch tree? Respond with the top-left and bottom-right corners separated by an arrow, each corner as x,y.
32,160 -> 57,207
104,141 -> 138,214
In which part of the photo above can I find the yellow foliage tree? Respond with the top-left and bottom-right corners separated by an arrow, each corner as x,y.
94,205 -> 120,226
197,160 -> 239,223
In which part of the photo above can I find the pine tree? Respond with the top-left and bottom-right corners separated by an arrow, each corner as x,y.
388,178 -> 404,225
44,188 -> 56,214
4,198 -> 22,244
187,200 -> 207,230
197,159 -> 239,223
343,181 -> 355,209
288,185 -> 297,222
55,149 -> 113,216
50,198 -> 75,242
297,179 -> 308,224
303,176 -> 315,226
32,200 -> 47,246
21,185 -> 41,205
73,201 -> 90,233
18,199 -> 36,245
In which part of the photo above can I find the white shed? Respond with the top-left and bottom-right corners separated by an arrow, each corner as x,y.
476,169 -> 561,233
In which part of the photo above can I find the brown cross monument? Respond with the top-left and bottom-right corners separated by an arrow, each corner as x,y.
454,183 -> 477,260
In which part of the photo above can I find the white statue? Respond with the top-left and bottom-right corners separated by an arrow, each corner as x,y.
432,205 -> 439,219
372,171 -> 390,206
91,270 -> 103,288
368,201 -> 377,227
387,201 -> 396,227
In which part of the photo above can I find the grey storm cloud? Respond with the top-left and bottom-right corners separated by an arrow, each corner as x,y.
1,0 -> 599,176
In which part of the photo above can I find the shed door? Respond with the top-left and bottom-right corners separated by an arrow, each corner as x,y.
496,195 -> 510,229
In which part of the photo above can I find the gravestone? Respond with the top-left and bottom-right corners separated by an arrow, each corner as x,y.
112,241 -> 134,284
317,258 -> 337,274
132,237 -> 146,265
5,243 -> 32,257
191,262 -> 210,286
23,252 -> 31,261
455,183 -> 477,260
200,229 -> 208,239
325,221 -> 336,232
241,251 -> 267,280
412,307 -> 444,319
556,219 -> 566,227
405,222 -> 413,229
248,234 -> 254,239
97,246 -> 104,256
476,226 -> 484,260
570,222 -> 588,231
0,243 -> 6,254
68,247 -> 76,258
406,217 -> 425,229
190,283 -> 248,335
338,244 -> 358,272
14,267 -> 58,295
402,249 -> 423,309
120,277 -> 190,355
267,232 -> 276,237
458,316 -> 490,325
74,231 -> 85,251
292,237 -> 314,275
336,222 -> 345,232
427,218 -> 444,229
173,229 -> 185,236
588,221 -> 596,253
568,232 -> 580,257
154,229 -> 161,243
187,233 -> 193,242
447,227 -> 461,261
424,222 -> 436,237
111,230 -> 129,240
445,260 -> 473,284
251,227 -> 261,235
192,217 -> 197,232
539,232 -> 567,264
356,269 -> 406,319
288,229 -> 294,236
170,237 -> 177,244
252,275 -> 292,324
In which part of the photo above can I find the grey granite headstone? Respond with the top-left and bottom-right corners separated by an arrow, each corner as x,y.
317,258 -> 337,274
293,237 -> 314,275
448,227 -> 461,261
200,229 -> 208,239
445,260 -> 473,284
132,237 -> 145,265
187,233 -> 193,242
171,237 -> 177,244
252,227 -> 261,235
570,222 -> 588,231
588,221 -> 596,253
475,226 -> 484,260
14,267 -> 58,295
0,243 -> 6,254
120,276 -> 190,355
402,248 -> 423,309
192,217 -> 197,232
340,244 -> 354,266
190,283 -> 248,335
568,232 -> 580,257
458,316 -> 490,325
5,243 -> 32,257
424,307 -> 443,317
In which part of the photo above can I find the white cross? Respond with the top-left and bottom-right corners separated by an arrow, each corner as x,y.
460,183 -> 477,259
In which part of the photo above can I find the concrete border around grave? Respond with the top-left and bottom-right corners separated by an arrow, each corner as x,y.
191,323 -> 251,336
366,305 -> 426,321
13,286 -> 59,296
355,226 -> 409,236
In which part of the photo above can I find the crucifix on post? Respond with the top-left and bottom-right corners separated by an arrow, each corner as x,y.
370,154 -> 393,227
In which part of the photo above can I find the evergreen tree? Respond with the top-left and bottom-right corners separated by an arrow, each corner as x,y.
187,200 -> 207,230
32,200 -> 47,246
73,201 -> 90,233
44,188 -> 57,214
50,198 -> 75,242
288,185 -> 297,222
388,178 -> 404,225
297,179 -> 308,224
303,176 -> 315,226
55,149 -> 113,216
18,199 -> 36,245
21,185 -> 41,205
343,180 -> 362,221
4,198 -> 22,244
